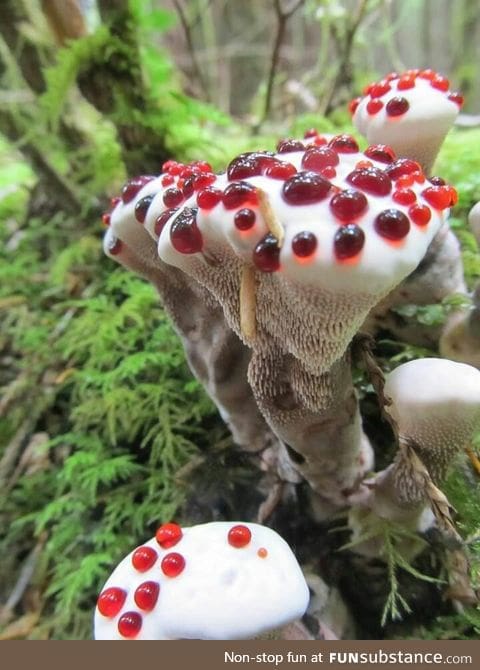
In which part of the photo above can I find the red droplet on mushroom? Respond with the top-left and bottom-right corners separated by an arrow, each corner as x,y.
447,186 -> 458,206
182,177 -> 195,199
134,195 -> 154,224
97,587 -> 127,617
228,524 -> 252,548
386,97 -> 410,117
102,213 -> 111,226
356,160 -> 373,169
330,189 -> 368,222
163,188 -> 184,208
282,171 -> 332,205
349,97 -> 361,115
397,76 -> 415,90
421,186 -> 452,210
253,234 -> 281,272
197,186 -> 222,210
314,135 -> 328,146
334,224 -> 365,260
409,204 -> 431,227
412,171 -> 426,183
419,68 -> 436,81
170,207 -> 203,254
396,174 -> 414,188
192,173 -> 216,190
257,548 -> 268,558
328,134 -> 359,153
366,99 -> 383,115
222,182 -> 258,209
190,160 -> 213,173
134,581 -> 160,612
374,208 -> 410,240
162,174 -> 174,187
162,160 -> 176,172
161,552 -> 186,577
155,208 -> 178,237
110,196 -> 121,208
277,139 -> 305,153
385,71 -> 399,81
346,167 -> 392,197
301,147 -> 339,173
430,75 -> 449,92
448,92 -> 464,107
369,81 -> 391,98
121,176 -> 155,204
393,188 -> 416,206
107,236 -> 122,255
234,208 -> 256,230
156,522 -> 183,549
180,167 -> 197,180
429,176 -> 446,186
264,161 -> 297,180
303,128 -> 318,138
227,152 -> 276,180
292,231 -> 317,258
385,159 -> 422,180
321,166 -> 336,179
118,612 -> 142,639
364,144 -> 396,164
132,545 -> 158,572
168,163 -> 183,176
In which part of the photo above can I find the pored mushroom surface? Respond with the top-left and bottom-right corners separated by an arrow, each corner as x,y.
94,521 -> 309,640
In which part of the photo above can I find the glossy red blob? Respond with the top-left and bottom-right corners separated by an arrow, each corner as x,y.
282,171 -> 332,205
328,134 -> 359,153
170,207 -> 203,253
397,76 -> 415,90
190,160 -> 213,173
330,189 -> 368,222
227,152 -> 276,180
110,197 -> 121,208
393,189 -> 416,206
366,99 -> 383,115
430,75 -> 449,92
102,213 -> 111,226
162,160 -> 176,172
409,204 -> 431,227
448,186 -> 458,206
369,82 -> 391,98
321,166 -> 336,179
385,159 -> 422,181
197,187 -> 222,209
180,167 -> 196,179
349,97 -> 361,115
313,135 -> 328,146
253,234 -> 281,272
163,187 -> 184,208
192,173 -> 216,190
292,231 -> 317,258
162,174 -> 174,187
228,524 -> 252,548
264,161 -> 297,180
154,208 -> 177,237
334,224 -> 365,260
132,545 -> 158,572
396,174 -> 414,188
386,97 -> 410,117
429,176 -> 446,186
421,186 -> 452,210
418,69 -> 436,81
118,612 -> 142,639
448,92 -> 464,107
301,147 -> 339,173
374,208 -> 410,240
412,171 -> 425,184
385,72 -> 399,81
134,581 -> 160,612
168,163 -> 183,176
161,552 -> 186,577
97,587 -> 127,617
277,139 -> 305,153
182,177 -> 195,199
121,176 -> 155,204
303,128 -> 318,138
156,522 -> 183,548
364,144 -> 396,164
134,195 -> 154,223
346,167 -> 392,197
234,208 -> 256,230
222,182 -> 258,209
107,236 -> 122,256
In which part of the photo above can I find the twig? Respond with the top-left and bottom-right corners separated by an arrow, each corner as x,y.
172,0 -> 211,102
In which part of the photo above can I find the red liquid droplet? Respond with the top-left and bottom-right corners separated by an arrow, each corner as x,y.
107,236 -> 122,255
328,134 -> 359,153
234,208 -> 256,230
180,167 -> 197,179
393,188 -> 416,206
419,69 -> 436,81
429,176 -> 445,186
228,524 -> 252,548
334,224 -> 365,260
182,177 -> 195,199
369,82 -> 391,98
253,234 -> 281,272
430,75 -> 449,92
257,548 -> 268,558
162,160 -> 176,172
156,522 -> 183,548
314,135 -> 328,146
102,213 -> 111,226
397,76 -> 415,90
364,144 -> 396,164
303,128 -> 318,138
121,176 -> 155,204
409,204 -> 431,227
375,208 -> 410,240
385,159 -> 422,181
134,581 -> 160,612
192,173 -> 216,190
282,171 -> 332,205
277,139 -> 305,153
330,189 -> 368,222
155,208 -> 177,237
110,196 -> 121,208
264,161 -> 297,180
135,195 -> 154,223
197,187 -> 222,209
168,163 -> 183,176
163,188 -> 184,208
227,151 -> 276,180
366,99 -> 383,115
412,171 -> 425,184
421,186 -> 452,210
448,92 -> 464,107
321,166 -> 336,179
346,167 -> 392,197
448,186 -> 458,206
349,97 -> 361,115
385,72 -> 399,81
386,97 -> 410,117
356,160 -> 373,169
162,174 -> 174,187
301,147 -> 339,173
97,587 -> 127,617
292,231 -> 317,258
132,546 -> 158,572
396,174 -> 414,188
170,207 -> 203,254
118,611 -> 142,639
161,552 -> 186,577
190,160 -> 213,173
222,182 -> 258,209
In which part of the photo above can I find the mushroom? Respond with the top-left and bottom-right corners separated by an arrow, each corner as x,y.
94,521 -> 310,640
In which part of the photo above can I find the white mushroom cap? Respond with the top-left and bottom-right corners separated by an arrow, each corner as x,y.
384,358 -> 480,480
94,521 -> 309,640
351,69 -> 463,173
468,201 -> 480,246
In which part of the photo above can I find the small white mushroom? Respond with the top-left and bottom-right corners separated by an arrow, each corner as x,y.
94,521 -> 309,640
